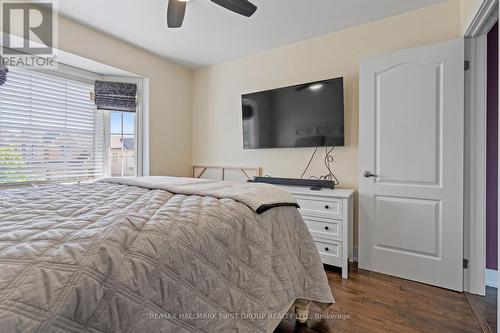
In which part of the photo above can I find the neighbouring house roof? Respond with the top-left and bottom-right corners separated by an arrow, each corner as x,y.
111,136 -> 134,150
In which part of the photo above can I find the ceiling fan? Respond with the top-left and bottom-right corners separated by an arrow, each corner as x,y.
167,0 -> 257,28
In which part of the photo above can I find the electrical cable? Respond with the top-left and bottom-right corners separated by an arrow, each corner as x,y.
299,146 -> 340,185
299,147 -> 318,179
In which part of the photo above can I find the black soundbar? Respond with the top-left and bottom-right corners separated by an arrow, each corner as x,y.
249,176 -> 335,189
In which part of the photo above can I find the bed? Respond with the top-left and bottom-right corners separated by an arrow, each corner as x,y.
0,176 -> 334,333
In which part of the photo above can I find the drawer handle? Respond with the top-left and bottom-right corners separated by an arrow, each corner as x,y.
324,247 -> 329,252
324,226 -> 329,231
325,205 -> 330,209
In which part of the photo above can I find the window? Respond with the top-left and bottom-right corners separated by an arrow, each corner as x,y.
0,67 -> 104,184
109,111 -> 136,177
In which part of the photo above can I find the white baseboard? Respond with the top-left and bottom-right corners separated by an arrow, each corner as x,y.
485,269 -> 498,288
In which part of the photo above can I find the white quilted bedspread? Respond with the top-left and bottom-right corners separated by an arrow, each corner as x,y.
0,180 -> 334,333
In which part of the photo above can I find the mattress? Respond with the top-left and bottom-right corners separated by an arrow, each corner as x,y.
0,178 -> 334,332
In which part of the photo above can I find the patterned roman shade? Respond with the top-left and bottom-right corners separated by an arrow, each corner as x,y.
0,64 -> 8,86
93,80 -> 137,112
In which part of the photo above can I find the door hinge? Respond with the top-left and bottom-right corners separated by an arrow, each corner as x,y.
464,60 -> 470,71
463,259 -> 469,269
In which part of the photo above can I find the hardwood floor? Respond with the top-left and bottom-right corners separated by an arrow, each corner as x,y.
275,264 -> 485,333
465,287 -> 497,333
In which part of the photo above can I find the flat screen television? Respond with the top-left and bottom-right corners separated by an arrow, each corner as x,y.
241,77 -> 344,149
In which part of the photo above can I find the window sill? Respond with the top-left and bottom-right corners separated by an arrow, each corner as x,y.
0,178 -> 99,190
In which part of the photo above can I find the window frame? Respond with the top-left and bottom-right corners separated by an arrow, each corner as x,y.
100,75 -> 144,178
0,64 -> 144,187
106,110 -> 137,177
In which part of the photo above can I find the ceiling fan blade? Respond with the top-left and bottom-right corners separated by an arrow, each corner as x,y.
211,0 -> 257,17
167,0 -> 186,28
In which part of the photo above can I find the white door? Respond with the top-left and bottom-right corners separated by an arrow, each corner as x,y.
359,39 -> 464,291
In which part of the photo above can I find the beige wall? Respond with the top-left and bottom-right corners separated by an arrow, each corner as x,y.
192,0 -> 462,249
56,1 -> 466,248
58,16 -> 193,177
461,0 -> 484,33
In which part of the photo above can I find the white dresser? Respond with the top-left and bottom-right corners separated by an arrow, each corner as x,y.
280,186 -> 354,278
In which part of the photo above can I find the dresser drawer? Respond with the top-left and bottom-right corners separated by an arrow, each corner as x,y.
304,216 -> 342,241
296,196 -> 343,219
314,239 -> 342,266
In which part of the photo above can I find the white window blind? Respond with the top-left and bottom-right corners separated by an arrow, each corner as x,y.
0,67 -> 104,184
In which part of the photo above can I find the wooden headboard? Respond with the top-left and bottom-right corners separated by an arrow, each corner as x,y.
192,165 -> 261,182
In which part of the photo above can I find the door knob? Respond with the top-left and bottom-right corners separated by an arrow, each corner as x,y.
363,171 -> 378,178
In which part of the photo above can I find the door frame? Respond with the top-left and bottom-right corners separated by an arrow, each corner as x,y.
463,0 -> 498,295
